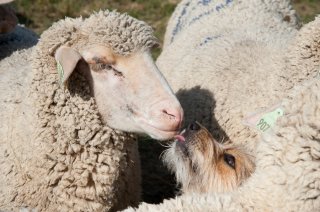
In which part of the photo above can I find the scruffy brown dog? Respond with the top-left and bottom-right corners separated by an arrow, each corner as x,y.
163,121 -> 255,194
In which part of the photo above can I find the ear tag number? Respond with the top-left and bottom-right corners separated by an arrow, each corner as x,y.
256,108 -> 284,133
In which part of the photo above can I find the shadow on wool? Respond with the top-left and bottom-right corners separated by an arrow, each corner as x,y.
176,86 -> 229,143
139,86 -> 230,204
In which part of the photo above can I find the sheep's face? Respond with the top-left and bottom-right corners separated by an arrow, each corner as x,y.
55,45 -> 183,140
163,122 -> 254,194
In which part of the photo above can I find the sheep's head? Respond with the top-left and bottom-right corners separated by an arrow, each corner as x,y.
52,11 -> 183,140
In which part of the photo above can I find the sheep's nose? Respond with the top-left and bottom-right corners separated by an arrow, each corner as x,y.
161,106 -> 183,131
188,121 -> 200,131
149,99 -> 183,132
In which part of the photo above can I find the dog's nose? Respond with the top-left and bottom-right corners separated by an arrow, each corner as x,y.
188,121 -> 200,131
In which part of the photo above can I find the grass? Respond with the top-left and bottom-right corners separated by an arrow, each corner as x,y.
13,0 -> 178,58
292,0 -> 320,23
13,0 -> 320,58
12,0 -> 320,204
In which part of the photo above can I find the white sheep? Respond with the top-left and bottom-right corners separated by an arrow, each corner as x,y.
156,0 -> 319,153
0,10 -> 183,211
127,77 -> 320,211
124,0 -> 320,210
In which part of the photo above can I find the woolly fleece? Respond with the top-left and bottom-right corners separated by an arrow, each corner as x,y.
124,0 -> 320,210
0,10 -> 158,211
156,0 -> 320,153
126,77 -> 320,211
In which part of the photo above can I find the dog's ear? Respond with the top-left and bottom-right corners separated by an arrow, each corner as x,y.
55,46 -> 82,86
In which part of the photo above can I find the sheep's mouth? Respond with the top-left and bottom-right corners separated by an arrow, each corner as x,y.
130,108 -> 181,140
138,119 -> 180,140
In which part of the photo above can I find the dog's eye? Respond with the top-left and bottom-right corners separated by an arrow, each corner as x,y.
224,153 -> 235,169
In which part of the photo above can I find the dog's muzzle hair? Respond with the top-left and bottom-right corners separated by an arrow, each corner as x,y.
163,121 -> 255,194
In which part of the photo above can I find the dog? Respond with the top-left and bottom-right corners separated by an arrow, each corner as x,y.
163,121 -> 255,194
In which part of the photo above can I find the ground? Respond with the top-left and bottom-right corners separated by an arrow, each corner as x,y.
12,0 -> 320,204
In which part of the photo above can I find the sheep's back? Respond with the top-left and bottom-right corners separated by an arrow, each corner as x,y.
0,48 -> 38,210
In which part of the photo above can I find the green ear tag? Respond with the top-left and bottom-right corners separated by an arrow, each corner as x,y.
256,108 -> 284,133
57,60 -> 64,86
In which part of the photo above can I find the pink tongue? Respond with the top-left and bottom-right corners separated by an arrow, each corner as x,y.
174,135 -> 185,142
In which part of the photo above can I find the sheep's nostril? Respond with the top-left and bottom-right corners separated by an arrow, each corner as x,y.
162,109 -> 176,119
160,107 -> 183,130
188,121 -> 200,131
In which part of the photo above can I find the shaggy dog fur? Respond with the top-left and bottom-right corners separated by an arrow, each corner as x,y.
163,122 -> 254,194
125,75 -> 320,212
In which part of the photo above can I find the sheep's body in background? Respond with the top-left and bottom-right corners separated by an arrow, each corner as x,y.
125,0 -> 320,210
157,0 -> 318,152
127,76 -> 320,211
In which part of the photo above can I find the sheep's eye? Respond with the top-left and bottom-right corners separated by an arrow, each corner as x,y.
224,153 -> 235,169
93,63 -> 123,77
112,68 -> 123,77
92,63 -> 113,71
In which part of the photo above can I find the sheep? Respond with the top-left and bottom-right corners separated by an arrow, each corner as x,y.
124,0 -> 320,210
163,0 -> 299,48
0,10 -> 183,211
156,0 -> 320,153
126,76 -> 320,211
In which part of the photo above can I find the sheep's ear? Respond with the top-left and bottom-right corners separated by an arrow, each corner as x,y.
55,46 -> 82,86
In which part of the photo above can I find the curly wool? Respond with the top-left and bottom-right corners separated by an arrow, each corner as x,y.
0,10 -> 159,211
163,0 -> 299,47
41,10 -> 158,56
126,77 -> 320,212
125,1 -> 320,211
156,0 -> 319,154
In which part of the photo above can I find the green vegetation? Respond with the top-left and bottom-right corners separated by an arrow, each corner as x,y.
293,0 -> 320,23
13,0 -> 320,58
13,0 -> 178,57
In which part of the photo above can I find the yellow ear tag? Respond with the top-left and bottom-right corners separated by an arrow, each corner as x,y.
256,108 -> 284,133
57,60 -> 64,86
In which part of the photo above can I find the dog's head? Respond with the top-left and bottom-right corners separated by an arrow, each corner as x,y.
163,121 -> 255,194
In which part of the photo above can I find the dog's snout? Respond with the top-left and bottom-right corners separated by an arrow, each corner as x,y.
188,121 -> 200,131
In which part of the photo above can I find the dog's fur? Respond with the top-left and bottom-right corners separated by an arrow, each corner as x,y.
163,122 -> 255,194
